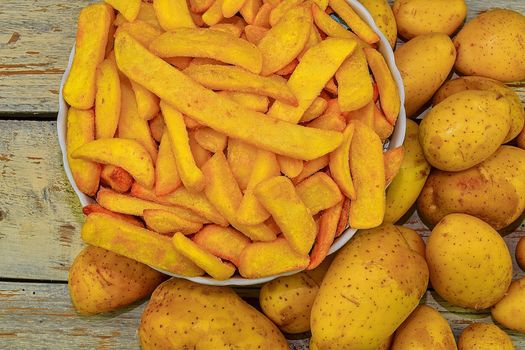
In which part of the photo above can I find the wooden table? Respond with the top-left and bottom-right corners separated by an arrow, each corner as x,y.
0,1 -> 524,348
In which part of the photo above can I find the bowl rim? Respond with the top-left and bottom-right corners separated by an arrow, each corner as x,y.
57,0 -> 406,286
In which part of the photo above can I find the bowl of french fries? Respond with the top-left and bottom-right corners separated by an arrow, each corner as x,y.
57,0 -> 406,286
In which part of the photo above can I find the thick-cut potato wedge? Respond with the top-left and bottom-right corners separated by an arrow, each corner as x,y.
153,0 -> 195,31
172,232 -> 235,280
298,24 -> 322,61
257,6 -> 312,76
116,21 -> 163,48
328,0 -> 379,44
307,112 -> 346,131
227,138 -> 257,190
267,38 -> 357,123
101,165 -> 133,193
269,0 -> 304,26
275,59 -> 298,76
202,0 -> 224,26
150,29 -> 262,74
188,132 -> 213,167
219,91 -> 269,112
135,3 -> 162,29
155,132 -> 182,196
222,0 -> 247,18
373,103 -> 394,141
143,209 -> 203,235
130,81 -> 160,121
364,48 -> 400,125
312,5 -> 361,41
301,97 -> 328,122
244,25 -> 269,44
384,146 -> 404,185
149,113 -> 165,142
296,172 -> 343,215
193,225 -> 251,266
255,176 -> 317,255
115,32 -> 343,160
253,3 -> 272,27
238,238 -> 310,278
349,121 -> 385,228
161,102 -> 205,193
308,200 -> 343,269
190,0 -> 214,13
82,213 -> 204,276
329,123 -> 356,199
278,156 -> 304,178
64,3 -> 112,109
82,204 -> 144,227
189,57 -> 226,66
95,57 -> 120,139
336,48 -> 373,112
67,108 -> 101,196
194,127 -> 228,153
346,100 -> 375,128
184,116 -> 203,129
184,64 -> 296,105
210,23 -> 243,37
105,0 -> 141,21
293,155 -> 329,184
240,0 -> 262,23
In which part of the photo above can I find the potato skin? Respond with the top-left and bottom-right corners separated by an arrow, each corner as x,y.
517,237 -> 525,271
359,0 -> 397,48
68,246 -> 166,315
392,0 -> 466,39
458,323 -> 515,350
139,279 -> 289,349
454,9 -> 525,82
396,226 -> 426,260
426,214 -> 512,309
394,34 -> 456,118
311,224 -> 429,350
491,278 -> 525,333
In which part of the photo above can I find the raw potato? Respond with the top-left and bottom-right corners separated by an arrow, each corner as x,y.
426,214 -> 512,309
419,90 -> 511,172
517,237 -> 525,271
491,278 -> 525,333
392,0 -> 466,39
458,323 -> 515,350
395,226 -> 426,259
68,246 -> 165,315
394,33 -> 456,118
359,0 -> 397,47
139,279 -> 289,349
391,305 -> 456,350
311,224 -> 429,350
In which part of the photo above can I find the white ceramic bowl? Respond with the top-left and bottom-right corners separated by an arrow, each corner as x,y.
57,0 -> 406,286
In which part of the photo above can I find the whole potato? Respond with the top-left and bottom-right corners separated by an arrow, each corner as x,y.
433,76 -> 525,142
491,278 -> 525,333
426,214 -> 512,309
68,246 -> 166,315
139,279 -> 289,349
311,224 -> 429,350
517,237 -> 525,271
391,305 -> 457,350
454,9 -> 525,82
419,90 -> 511,171
396,226 -> 426,260
394,33 -> 456,118
458,323 -> 515,350
359,0 -> 397,48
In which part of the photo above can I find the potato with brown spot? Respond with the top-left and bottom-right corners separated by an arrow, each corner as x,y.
458,323 -> 515,350
491,277 -> 525,334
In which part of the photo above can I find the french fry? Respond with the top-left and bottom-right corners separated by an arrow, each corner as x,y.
227,138 -> 257,190
257,6 -> 312,76
254,176 -> 317,255
153,0 -> 196,31
184,116 -> 203,129
277,156 -> 304,178
328,0 -> 379,44
63,3 -> 113,109
82,213 -> 204,276
219,91 -> 269,112
311,4 -> 362,42
210,23 -> 243,37
373,103 -> 394,141
325,97 -> 348,117
105,0 -> 141,22
295,172 -> 343,215
161,101 -> 205,193
301,96 -> 328,122
95,56 -> 120,139
155,132 -> 182,196
240,0 -> 262,24
202,0 -> 224,26
222,0 -> 247,18
253,3 -> 273,27
202,153 -> 276,241
172,232 -> 235,280
82,204 -> 144,227
238,238 -> 310,278
115,31 -> 344,160
149,113 -> 165,142
307,200 -> 343,269
265,217 -> 281,235
336,48 -> 373,112
190,0 -> 215,13
193,225 -> 251,266
184,64 -> 296,105
66,108 -> 101,196
312,0 -> 328,10
336,197 -> 351,237
384,146 -> 404,186
136,3 -> 162,29
244,25 -> 269,44
298,24 -> 322,60
194,127 -> 228,153
349,121 -> 385,229
307,112 -> 346,131
143,209 -> 203,235
323,77 -> 338,95
150,29 -> 262,74
292,155 -> 329,184
328,123 -> 356,199
268,0 -> 304,26
100,165 -> 133,193
346,100 -> 375,128
189,57 -> 226,66
130,80 -> 160,121
363,48 -> 400,125
274,59 -> 298,76
188,131 -> 213,167
267,37 -> 357,123
165,56 -> 193,70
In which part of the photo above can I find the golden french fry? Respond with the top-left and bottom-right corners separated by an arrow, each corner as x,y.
384,146 -> 405,185
165,56 -> 193,70
349,121 -> 385,229
95,57 -> 120,139
293,155 -> 329,184
130,80 -> 160,121
269,0 -> 304,26
336,197 -> 351,237
296,172 -> 343,215
105,0 -> 141,21
143,209 -> 203,235
190,0 -> 215,13
149,113 -> 165,142
329,0 -> 379,44
307,112 -> 346,131
222,0 -> 247,18
82,213 -> 204,276
346,100 -> 375,129
155,132 -> 182,196
116,21 -> 163,48
298,23 -> 322,60
364,48 -> 400,125
82,204 -> 144,227
150,29 -> 262,74
278,156 -> 304,178
336,48 -> 373,112
267,38 -> 357,123
307,200 -> 343,269
324,77 -> 338,95
219,91 -> 269,112
189,57 -> 226,66
202,153 -> 277,241
240,0 -> 262,23
253,3 -> 272,27
227,138 -> 257,190
257,5 -> 312,76
184,64 -> 296,105
311,4 -> 362,42
153,0 -> 196,31
67,108 -> 101,196
329,123 -> 356,199
115,31 -> 343,160
238,238 -> 310,278
210,23 -> 243,37
63,3 -> 113,109
373,103 -> 394,141
161,101 -> 205,193
188,131 -> 213,167
193,225 -> 251,266
136,2 -> 162,29
254,176 -> 317,255
194,127 -> 228,153
301,96 -> 328,122
202,0 -> 224,26
274,59 -> 298,76
100,165 -> 133,193
184,116 -> 203,129
244,24 -> 269,44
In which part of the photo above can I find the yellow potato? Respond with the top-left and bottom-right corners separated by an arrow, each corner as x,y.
454,9 -> 525,82
153,0 -> 196,30
383,146 -> 404,185
336,48 -> 373,112
139,279 -> 289,349
491,278 -> 525,333
193,127 -> 228,153
130,80 -> 160,121
517,237 -> 525,271
100,165 -> 133,194
155,132 -> 182,196
95,56 -> 121,139
143,209 -> 203,235
458,323 -> 515,350
427,213 -> 512,309
192,225 -> 251,266
328,121 -> 355,199
301,96 -> 328,122
328,0 -> 379,44
105,0 -> 141,21
359,0 -> 397,47
68,246 -> 165,315
296,172 -> 342,215
395,226 -> 425,259
227,138 -> 257,190
377,336 -> 394,350
219,91 -> 269,112
394,33 -> 456,118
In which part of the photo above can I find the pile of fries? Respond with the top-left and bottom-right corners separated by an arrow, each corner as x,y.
63,0 -> 402,280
